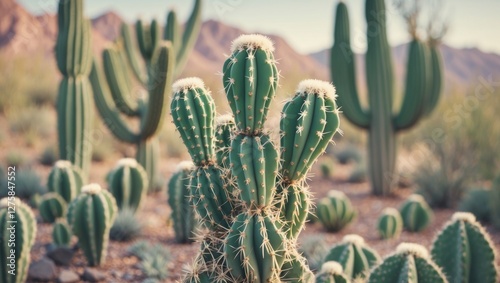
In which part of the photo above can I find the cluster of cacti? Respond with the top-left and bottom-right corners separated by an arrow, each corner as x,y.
316,190 -> 356,232
167,161 -> 198,243
315,261 -> 350,283
53,219 -> 72,247
330,0 -> 443,196
400,194 -> 433,232
431,212 -> 498,283
55,0 -> 94,179
367,243 -> 447,283
89,0 -> 201,192
0,198 -> 37,283
38,192 -> 67,223
67,184 -> 117,266
491,175 -> 500,229
377,207 -> 403,240
108,158 -> 148,212
323,235 -> 380,280
47,160 -> 83,203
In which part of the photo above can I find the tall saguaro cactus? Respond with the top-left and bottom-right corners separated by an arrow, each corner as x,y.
330,0 -> 443,195
55,0 -> 93,178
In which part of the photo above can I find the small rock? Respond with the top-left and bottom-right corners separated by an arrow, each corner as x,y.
28,258 -> 58,282
123,273 -> 133,280
47,246 -> 75,266
82,268 -> 106,282
58,270 -> 79,283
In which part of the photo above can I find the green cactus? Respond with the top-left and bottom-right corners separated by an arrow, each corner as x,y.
108,158 -> 148,213
377,207 -> 403,240
323,235 -> 380,279
214,115 -> 235,169
53,218 -> 72,247
280,251 -> 316,282
491,175 -> 500,229
67,184 -> 117,266
330,0 -> 443,196
400,194 -> 433,232
55,0 -> 94,178
367,243 -> 447,283
431,212 -> 498,283
316,261 -> 351,283
0,198 -> 37,283
39,192 -> 67,223
316,190 -> 356,232
47,160 -> 83,203
167,161 -> 198,243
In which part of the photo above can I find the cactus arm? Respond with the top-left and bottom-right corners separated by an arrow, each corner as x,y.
423,45 -> 443,115
174,0 -> 202,77
164,10 -> 182,57
135,19 -> 151,61
121,23 -> 148,85
254,49 -> 275,130
139,43 -> 174,139
465,222 -> 498,282
331,2 -> 370,129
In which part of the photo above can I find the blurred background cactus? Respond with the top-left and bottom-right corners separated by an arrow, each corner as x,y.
399,194 -> 433,232
316,190 -> 356,232
47,160 -> 83,203
38,192 -> 67,223
52,219 -> 72,247
377,208 -> 403,240
108,158 -> 148,212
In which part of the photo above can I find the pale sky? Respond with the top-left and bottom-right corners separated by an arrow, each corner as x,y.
18,0 -> 500,55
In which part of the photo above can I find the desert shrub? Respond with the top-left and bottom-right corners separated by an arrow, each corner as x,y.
39,146 -> 58,166
458,188 -> 491,223
0,169 -> 46,200
9,106 -> 54,139
5,151 -> 26,168
110,209 -> 143,242
334,145 -> 363,164
128,241 -> 170,280
91,139 -> 113,162
128,241 -> 170,261
299,235 -> 329,271
320,160 -> 334,179
348,164 -> 367,183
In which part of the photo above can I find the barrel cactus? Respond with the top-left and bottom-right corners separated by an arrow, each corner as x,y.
47,160 -> 83,203
377,207 -> 403,240
53,218 -> 72,247
108,158 -> 148,213
323,234 -> 380,280
316,261 -> 350,283
317,190 -> 356,232
431,212 -> 498,283
67,184 -> 117,266
367,243 -> 447,283
0,198 -> 37,283
167,161 -> 198,243
400,194 -> 433,232
39,192 -> 67,223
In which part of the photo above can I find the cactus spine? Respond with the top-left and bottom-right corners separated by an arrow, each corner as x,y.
167,161 -> 198,243
55,0 -> 94,178
330,0 -> 443,195
67,184 -> 117,266
0,198 -> 37,283
39,193 -> 67,223
400,194 -> 433,232
47,160 -> 84,203
316,261 -> 350,283
108,158 -> 148,212
323,235 -> 380,280
316,190 -> 356,232
377,207 -> 403,240
367,243 -> 447,283
431,212 -> 498,283
53,219 -> 72,247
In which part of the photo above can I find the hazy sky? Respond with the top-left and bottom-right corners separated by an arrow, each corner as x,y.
18,0 -> 500,55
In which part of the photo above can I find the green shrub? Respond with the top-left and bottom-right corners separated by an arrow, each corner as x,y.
348,164 -> 367,183
9,107 -> 53,139
299,236 -> 329,271
5,151 -> 26,168
128,241 -> 170,280
334,145 -> 362,164
39,146 -> 58,166
128,241 -> 170,261
110,209 -> 143,241
458,188 -> 491,223
320,160 -> 334,179
0,169 -> 46,200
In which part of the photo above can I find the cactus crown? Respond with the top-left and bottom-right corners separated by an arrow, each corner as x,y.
172,77 -> 206,93
176,161 -> 195,171
407,194 -> 425,202
55,160 -> 73,168
116,158 -> 138,168
342,234 -> 365,245
82,183 -> 102,195
382,207 -> 399,216
296,79 -> 337,99
451,211 -> 476,223
396,243 -> 429,258
231,34 -> 275,52
320,261 -> 344,275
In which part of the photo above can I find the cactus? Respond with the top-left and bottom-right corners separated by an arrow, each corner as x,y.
431,212 -> 498,283
53,218 -> 72,247
108,158 -> 148,213
316,190 -> 356,232
400,194 -> 433,232
39,192 -> 67,223
330,0 -> 443,195
55,0 -> 94,178
323,235 -> 380,279
491,175 -> 500,229
47,160 -> 84,203
167,161 -> 198,243
377,207 -> 403,240
0,198 -> 37,283
367,243 -> 447,283
280,251 -> 316,282
214,115 -> 235,169
67,184 -> 117,266
316,261 -> 350,283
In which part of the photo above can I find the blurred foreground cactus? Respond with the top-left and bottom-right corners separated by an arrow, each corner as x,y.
47,160 -> 83,203
400,194 -> 433,232
330,0 -> 443,195
108,158 -> 148,213
377,207 -> 403,240
316,190 -> 356,232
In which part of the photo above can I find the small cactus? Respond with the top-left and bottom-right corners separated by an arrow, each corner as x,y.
108,158 -> 148,212
367,243 -> 447,283
39,192 -> 67,223
399,194 -> 433,232
67,184 -> 117,266
53,218 -> 72,247
0,198 -> 37,283
377,207 -> 403,240
323,234 -> 380,279
47,160 -> 84,203
317,190 -> 356,232
214,114 -> 235,169
316,261 -> 350,283
431,212 -> 498,283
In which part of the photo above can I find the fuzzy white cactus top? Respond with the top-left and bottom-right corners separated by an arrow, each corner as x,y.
297,79 -> 337,100
342,234 -> 365,246
117,158 -> 138,168
177,161 -> 195,171
231,34 -> 275,53
319,261 -> 344,275
407,194 -> 426,202
82,183 -> 102,195
382,207 -> 400,216
327,190 -> 346,198
452,212 -> 476,223
396,243 -> 429,258
215,114 -> 234,125
55,160 -> 73,168
172,77 -> 206,93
